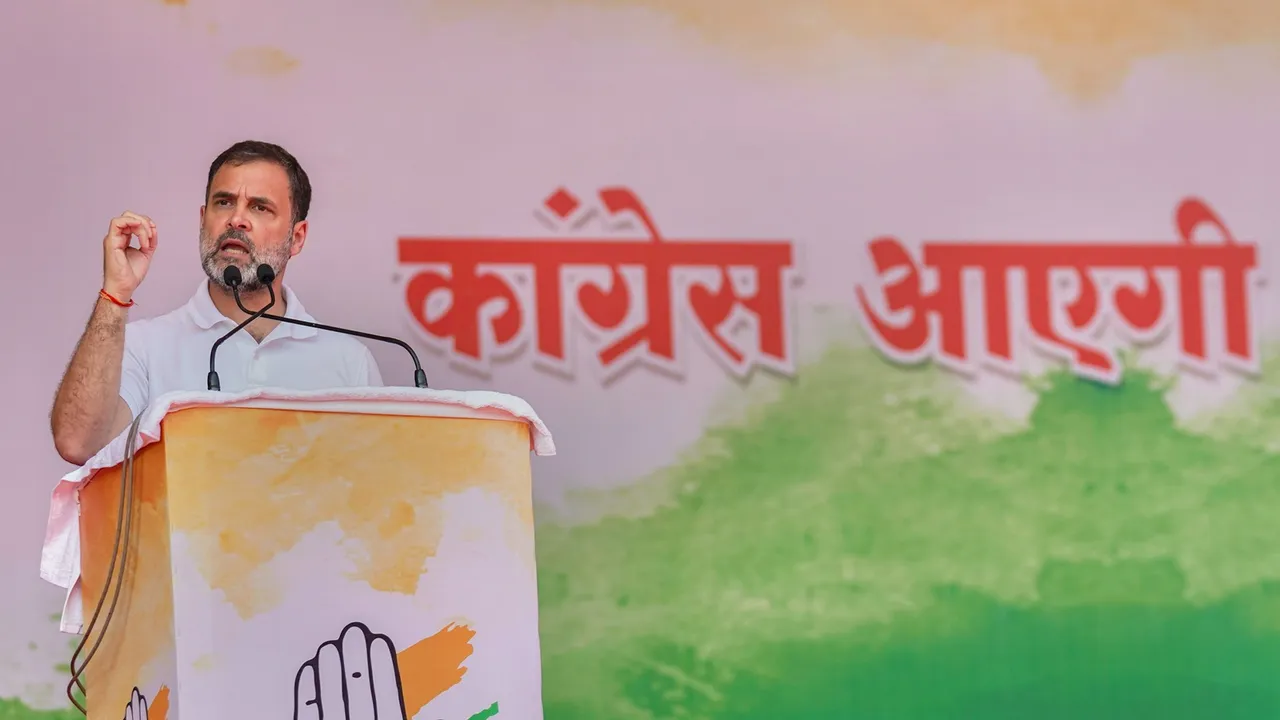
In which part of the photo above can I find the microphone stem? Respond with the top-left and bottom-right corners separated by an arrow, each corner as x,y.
207,284 -> 277,391
232,292 -> 429,388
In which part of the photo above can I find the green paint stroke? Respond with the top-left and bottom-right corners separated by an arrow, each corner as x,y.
535,344 -> 1280,719
0,698 -> 80,720
0,617 -> 84,718
466,702 -> 499,719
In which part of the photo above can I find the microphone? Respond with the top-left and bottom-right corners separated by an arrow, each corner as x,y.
207,265 -> 277,391
232,263 -> 430,388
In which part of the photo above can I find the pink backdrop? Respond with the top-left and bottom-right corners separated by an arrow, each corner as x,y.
4,0 -> 1280,714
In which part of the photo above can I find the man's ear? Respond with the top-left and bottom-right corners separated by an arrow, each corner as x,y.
290,220 -> 308,257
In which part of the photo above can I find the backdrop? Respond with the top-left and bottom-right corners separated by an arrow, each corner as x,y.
4,1 -> 1280,718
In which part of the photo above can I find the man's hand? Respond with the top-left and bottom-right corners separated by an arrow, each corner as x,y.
102,211 -> 158,302
122,687 -> 148,720
294,622 -> 407,720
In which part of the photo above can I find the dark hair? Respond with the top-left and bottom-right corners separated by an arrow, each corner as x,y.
205,140 -> 312,225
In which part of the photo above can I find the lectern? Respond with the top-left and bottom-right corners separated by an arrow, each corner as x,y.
63,388 -> 554,720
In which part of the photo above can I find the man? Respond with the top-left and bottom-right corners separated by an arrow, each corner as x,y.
49,140 -> 382,466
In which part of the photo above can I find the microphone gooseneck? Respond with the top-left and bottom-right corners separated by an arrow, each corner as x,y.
232,264 -> 429,388
206,265 -> 277,391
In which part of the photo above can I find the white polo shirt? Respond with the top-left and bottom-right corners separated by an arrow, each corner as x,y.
120,280 -> 382,414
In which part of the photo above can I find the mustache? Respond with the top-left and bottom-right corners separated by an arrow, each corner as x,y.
217,229 -> 254,251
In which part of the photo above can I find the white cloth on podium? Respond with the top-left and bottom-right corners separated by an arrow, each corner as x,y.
41,386 -> 556,634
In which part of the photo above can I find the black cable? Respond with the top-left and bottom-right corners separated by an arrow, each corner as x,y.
208,274 -> 277,391
231,273 -> 429,388
66,413 -> 143,714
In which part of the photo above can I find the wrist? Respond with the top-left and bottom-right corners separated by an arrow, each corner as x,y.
99,287 -> 135,308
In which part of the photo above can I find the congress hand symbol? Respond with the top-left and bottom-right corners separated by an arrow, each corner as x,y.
121,687 -> 148,720
294,622 -> 408,720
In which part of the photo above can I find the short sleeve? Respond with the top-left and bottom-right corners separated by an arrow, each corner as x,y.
360,346 -> 384,387
118,322 -> 150,418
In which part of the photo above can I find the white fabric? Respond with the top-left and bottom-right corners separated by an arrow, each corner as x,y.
42,387 -> 556,634
118,281 -> 383,417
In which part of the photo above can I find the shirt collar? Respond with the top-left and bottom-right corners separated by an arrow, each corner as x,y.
186,279 -> 318,339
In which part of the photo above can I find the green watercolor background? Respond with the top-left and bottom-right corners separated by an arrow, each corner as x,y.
0,701 -> 77,720
534,344 -> 1280,718
9,344 -> 1280,718
1,629 -> 82,720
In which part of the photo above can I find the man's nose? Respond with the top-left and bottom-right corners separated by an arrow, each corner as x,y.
227,207 -> 251,230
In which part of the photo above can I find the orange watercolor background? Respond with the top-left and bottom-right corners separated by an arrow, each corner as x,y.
161,407 -> 535,620
421,0 -> 1280,100
224,46 -> 299,76
144,0 -> 1280,98
78,443 -> 177,717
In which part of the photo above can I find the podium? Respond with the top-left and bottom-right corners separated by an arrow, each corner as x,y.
67,388 -> 554,719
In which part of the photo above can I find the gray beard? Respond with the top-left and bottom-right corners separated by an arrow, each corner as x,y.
201,229 -> 291,293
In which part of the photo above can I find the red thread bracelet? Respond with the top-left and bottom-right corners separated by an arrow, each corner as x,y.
99,289 -> 135,308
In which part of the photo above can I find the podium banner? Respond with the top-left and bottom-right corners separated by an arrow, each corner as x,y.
158,406 -> 539,719
62,390 -> 552,719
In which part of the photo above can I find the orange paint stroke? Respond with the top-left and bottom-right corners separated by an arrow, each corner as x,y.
396,624 -> 476,715
150,685 -> 170,720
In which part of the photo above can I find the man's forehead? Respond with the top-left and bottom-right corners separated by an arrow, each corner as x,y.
210,161 -> 290,197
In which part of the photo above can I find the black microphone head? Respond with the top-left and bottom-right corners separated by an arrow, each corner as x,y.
256,264 -> 276,285
222,265 -> 243,287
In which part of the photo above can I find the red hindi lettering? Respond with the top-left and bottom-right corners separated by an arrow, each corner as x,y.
854,237 -> 930,359
1170,197 -> 1258,370
921,244 -> 1168,381
1110,268 -> 1165,336
399,205 -> 796,377
583,188 -> 677,368
397,241 -> 524,363
683,242 -> 794,372
853,236 -> 976,370
1017,252 -> 1114,379
530,255 -> 570,364
919,244 -> 1015,369
855,196 -> 1258,381
581,187 -> 795,374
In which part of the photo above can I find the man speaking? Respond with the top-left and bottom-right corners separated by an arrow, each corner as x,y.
50,140 -> 382,466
